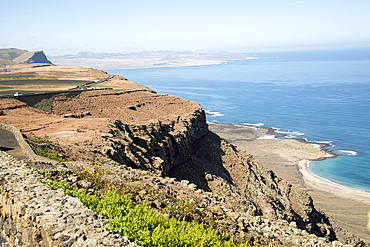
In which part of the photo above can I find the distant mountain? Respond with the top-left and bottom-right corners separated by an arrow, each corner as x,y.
50,50 -> 246,60
50,50 -> 254,69
0,48 -> 52,65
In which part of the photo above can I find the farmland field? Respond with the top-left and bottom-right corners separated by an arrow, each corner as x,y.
0,79 -> 92,96
0,79 -> 90,86
0,72 -> 37,78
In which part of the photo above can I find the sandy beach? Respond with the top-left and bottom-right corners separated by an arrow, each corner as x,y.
208,122 -> 370,242
299,160 -> 370,203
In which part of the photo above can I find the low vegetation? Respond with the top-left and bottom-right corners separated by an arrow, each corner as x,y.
16,91 -> 81,113
37,169 -> 249,247
0,48 -> 27,61
0,58 -> 15,67
27,135 -> 68,162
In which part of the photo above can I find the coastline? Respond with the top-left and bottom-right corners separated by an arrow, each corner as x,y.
207,121 -> 334,184
51,55 -> 257,70
51,57 -> 230,70
208,121 -> 370,200
208,122 -> 370,242
299,160 -> 370,203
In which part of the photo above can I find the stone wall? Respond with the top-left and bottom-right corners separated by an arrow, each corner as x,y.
0,151 -> 138,246
0,123 -> 53,165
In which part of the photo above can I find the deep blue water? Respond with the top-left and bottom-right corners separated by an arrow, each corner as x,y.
108,47 -> 370,192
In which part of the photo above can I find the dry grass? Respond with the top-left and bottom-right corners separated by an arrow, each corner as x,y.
5,66 -> 108,81
0,66 -> 110,94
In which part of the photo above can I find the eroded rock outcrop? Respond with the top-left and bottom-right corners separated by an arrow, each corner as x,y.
102,107 -> 207,175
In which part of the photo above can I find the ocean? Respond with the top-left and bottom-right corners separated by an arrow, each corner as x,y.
108,47 -> 370,192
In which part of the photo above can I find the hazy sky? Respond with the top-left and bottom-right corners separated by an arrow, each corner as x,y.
1,0 -> 370,55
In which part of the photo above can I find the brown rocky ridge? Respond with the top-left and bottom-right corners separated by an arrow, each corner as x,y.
0,65 -> 368,246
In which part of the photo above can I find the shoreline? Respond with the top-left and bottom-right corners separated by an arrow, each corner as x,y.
51,57 -> 258,70
258,126 -> 370,201
300,160 -> 370,203
208,121 -> 370,201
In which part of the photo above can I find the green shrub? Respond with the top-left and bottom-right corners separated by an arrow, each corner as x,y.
28,135 -> 67,162
38,174 -> 248,247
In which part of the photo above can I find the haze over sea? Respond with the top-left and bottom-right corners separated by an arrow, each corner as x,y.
108,47 -> 370,192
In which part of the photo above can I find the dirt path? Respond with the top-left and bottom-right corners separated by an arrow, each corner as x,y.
0,129 -> 28,160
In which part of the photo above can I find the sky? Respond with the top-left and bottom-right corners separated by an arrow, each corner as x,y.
1,0 -> 370,56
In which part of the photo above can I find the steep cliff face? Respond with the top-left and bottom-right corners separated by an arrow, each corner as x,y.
103,117 -> 335,239
168,131 -> 335,238
102,107 -> 208,175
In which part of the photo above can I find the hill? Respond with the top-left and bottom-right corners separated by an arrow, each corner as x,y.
0,48 -> 27,60
0,48 -> 53,72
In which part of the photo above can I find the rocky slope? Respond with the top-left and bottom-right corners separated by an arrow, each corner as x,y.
103,112 -> 336,239
0,150 -> 356,247
0,152 -> 138,247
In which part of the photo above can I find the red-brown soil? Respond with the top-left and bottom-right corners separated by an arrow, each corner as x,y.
0,89 -> 200,164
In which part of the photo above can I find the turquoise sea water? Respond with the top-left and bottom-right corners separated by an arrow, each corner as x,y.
108,47 -> 370,192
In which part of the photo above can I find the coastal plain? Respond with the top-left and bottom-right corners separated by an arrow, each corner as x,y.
208,122 -> 370,242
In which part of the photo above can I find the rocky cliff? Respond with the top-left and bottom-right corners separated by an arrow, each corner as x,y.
102,108 -> 208,175
101,111 -> 335,240
49,89 -> 336,240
